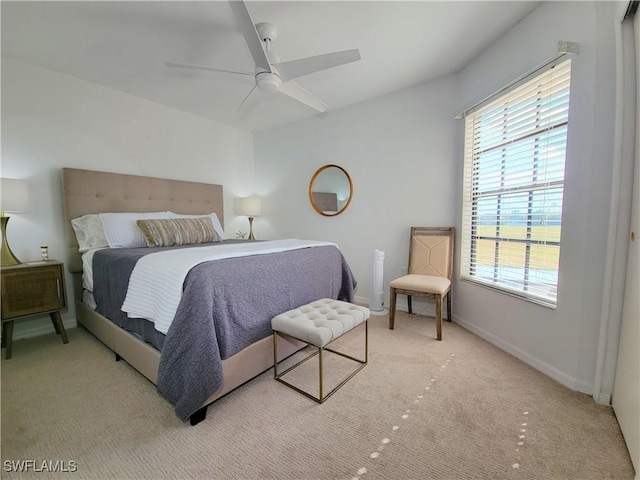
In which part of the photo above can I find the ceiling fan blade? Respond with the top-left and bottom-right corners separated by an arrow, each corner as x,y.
237,85 -> 258,112
279,81 -> 328,113
227,0 -> 272,73
274,49 -> 361,81
165,62 -> 254,77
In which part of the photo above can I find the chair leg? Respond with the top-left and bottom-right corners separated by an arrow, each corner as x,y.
446,290 -> 452,322
389,287 -> 397,329
435,294 -> 443,341
407,295 -> 413,314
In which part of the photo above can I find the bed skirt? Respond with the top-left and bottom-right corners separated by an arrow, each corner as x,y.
75,300 -> 305,414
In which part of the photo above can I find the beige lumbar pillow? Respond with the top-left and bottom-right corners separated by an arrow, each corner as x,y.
136,217 -> 221,248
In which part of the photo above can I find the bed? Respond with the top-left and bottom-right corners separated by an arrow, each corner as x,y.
61,168 -> 357,425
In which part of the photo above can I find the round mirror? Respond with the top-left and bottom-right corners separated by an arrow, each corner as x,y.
308,164 -> 353,217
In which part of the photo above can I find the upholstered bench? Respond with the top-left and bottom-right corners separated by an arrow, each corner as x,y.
272,298 -> 370,403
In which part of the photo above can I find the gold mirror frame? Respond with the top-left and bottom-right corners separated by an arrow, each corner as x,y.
308,164 -> 353,217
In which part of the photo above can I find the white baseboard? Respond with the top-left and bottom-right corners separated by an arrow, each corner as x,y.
362,297 -> 592,398
354,295 -> 370,306
454,314 -> 597,398
356,295 -> 437,317
373,296 -> 603,403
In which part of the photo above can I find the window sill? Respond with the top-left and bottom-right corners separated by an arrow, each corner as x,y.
459,276 -> 557,310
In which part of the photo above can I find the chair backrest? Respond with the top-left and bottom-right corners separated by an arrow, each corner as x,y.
407,227 -> 455,280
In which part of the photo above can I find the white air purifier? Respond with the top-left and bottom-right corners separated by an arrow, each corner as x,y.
370,249 -> 388,316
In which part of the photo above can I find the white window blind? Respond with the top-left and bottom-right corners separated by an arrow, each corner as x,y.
460,59 -> 571,307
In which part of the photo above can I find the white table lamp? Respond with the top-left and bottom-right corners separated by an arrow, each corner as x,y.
236,197 -> 262,240
1,178 -> 30,265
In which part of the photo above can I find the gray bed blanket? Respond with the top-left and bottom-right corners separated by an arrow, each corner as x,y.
92,242 -> 356,421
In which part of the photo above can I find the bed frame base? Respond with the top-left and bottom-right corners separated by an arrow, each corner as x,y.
75,300 -> 305,424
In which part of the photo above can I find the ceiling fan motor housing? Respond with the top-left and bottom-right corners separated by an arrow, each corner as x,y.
256,71 -> 281,93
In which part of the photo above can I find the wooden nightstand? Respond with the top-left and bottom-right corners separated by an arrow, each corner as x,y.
1,260 -> 69,359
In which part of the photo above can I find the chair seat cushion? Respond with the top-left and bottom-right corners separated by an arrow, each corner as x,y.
389,274 -> 451,295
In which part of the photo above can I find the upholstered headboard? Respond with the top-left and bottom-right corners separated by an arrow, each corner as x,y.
61,168 -> 224,273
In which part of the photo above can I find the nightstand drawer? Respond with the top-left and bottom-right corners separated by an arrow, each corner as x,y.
1,263 -> 66,320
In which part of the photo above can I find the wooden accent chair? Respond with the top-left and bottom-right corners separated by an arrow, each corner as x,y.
388,227 -> 455,340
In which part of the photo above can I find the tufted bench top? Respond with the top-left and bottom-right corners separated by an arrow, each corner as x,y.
271,298 -> 370,348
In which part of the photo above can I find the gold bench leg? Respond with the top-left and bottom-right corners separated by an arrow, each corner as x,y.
273,321 -> 368,403
319,347 -> 323,401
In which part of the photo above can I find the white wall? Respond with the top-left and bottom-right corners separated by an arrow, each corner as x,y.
1,58 -> 255,337
455,2 -> 618,394
255,2 -> 621,395
254,75 -> 459,308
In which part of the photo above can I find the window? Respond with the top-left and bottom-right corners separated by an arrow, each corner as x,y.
460,59 -> 571,307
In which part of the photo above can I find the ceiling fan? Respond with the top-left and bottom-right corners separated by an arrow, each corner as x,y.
166,0 -> 361,113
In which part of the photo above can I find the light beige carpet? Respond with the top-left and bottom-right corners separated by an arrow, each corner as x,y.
1,312 -> 635,480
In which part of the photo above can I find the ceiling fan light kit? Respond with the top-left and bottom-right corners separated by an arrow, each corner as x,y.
167,1 -> 361,113
256,72 -> 281,93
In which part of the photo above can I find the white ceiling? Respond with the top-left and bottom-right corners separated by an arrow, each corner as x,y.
2,1 -> 540,133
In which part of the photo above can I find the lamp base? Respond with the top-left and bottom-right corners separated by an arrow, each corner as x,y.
1,216 -> 22,266
248,217 -> 256,240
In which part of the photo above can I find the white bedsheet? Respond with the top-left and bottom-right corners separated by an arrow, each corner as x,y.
121,239 -> 337,334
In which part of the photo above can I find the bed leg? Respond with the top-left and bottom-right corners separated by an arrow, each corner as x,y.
190,406 -> 208,426
115,353 -> 121,362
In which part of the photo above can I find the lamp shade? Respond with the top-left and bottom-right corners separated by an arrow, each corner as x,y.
1,178 -> 30,213
236,197 -> 262,217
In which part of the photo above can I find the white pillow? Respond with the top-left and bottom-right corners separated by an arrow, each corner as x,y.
168,212 -> 225,240
71,214 -> 109,253
100,212 -> 173,248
